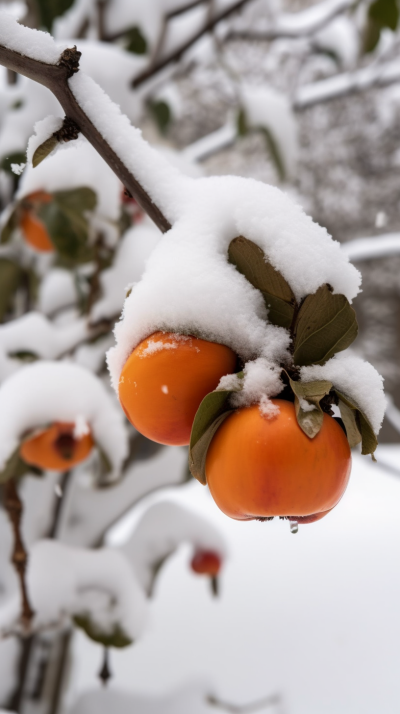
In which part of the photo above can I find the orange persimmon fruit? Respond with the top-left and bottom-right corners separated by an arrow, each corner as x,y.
20,422 -> 94,471
118,331 -> 237,446
191,550 -> 222,577
20,191 -> 53,252
206,399 -> 351,521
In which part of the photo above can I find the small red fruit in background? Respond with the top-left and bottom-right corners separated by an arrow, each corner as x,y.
191,550 -> 222,577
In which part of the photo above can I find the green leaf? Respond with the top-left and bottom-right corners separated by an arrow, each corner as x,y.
334,389 -> 377,458
369,0 -> 398,30
259,126 -> 286,182
363,17 -> 382,52
189,375 -> 243,485
9,351 -> 39,363
0,152 -> 26,175
228,236 -> 296,329
237,107 -> 248,137
289,378 -> 333,438
293,284 -> 358,366
37,187 -> 97,265
149,100 -> 171,135
0,259 -> 23,322
0,205 -> 19,244
73,615 -> 132,648
36,0 -> 74,31
0,446 -> 42,484
32,136 -> 58,168
125,26 -> 148,54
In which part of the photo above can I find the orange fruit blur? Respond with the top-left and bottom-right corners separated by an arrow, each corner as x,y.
20,191 -> 53,252
20,422 -> 94,471
118,332 -> 237,446
206,400 -> 351,521
191,550 -> 222,577
20,212 -> 53,252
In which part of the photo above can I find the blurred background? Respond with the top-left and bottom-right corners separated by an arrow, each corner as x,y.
0,0 -> 400,712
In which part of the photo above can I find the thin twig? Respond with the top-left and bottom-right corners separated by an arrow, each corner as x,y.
131,0 -> 255,88
3,480 -> 35,629
0,44 -> 171,233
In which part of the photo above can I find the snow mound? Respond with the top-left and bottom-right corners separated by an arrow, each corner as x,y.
107,175 -> 361,390
0,361 -> 128,479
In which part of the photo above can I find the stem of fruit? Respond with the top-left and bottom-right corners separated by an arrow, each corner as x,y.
3,479 -> 35,630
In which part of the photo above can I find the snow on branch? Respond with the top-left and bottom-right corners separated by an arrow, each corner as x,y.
228,0 -> 355,42
0,12 -> 189,233
0,540 -> 148,642
342,233 -> 400,262
0,313 -> 89,362
294,59 -> 400,109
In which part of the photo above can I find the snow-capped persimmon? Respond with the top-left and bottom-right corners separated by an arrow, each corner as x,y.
118,331 -> 237,446
20,422 -> 94,471
20,191 -> 53,252
206,400 -> 351,521
191,550 -> 222,577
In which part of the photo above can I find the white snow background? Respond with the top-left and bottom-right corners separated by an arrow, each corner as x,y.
64,445 -> 400,714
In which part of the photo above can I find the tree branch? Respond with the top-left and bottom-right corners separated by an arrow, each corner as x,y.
227,0 -> 355,42
0,42 -> 171,233
131,0 -> 255,88
294,59 -> 400,109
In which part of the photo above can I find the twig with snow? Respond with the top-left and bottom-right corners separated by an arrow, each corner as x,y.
0,15 -> 172,232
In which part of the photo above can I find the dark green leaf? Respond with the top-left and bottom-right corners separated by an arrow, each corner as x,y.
363,17 -> 382,52
73,615 -> 132,648
237,107 -> 248,136
293,284 -> 358,366
259,126 -> 286,182
334,389 -> 377,458
0,259 -> 23,322
0,446 -> 42,484
228,236 -> 296,329
37,187 -> 97,265
369,0 -> 398,30
32,136 -> 58,168
289,377 -> 333,438
9,351 -> 39,363
189,375 -> 243,485
125,26 -> 148,54
149,100 -> 171,134
36,0 -> 74,31
0,152 -> 26,175
0,204 -> 19,244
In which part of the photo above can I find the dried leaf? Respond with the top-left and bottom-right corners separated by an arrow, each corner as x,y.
293,284 -> 358,366
32,135 -> 58,168
337,399 -> 362,448
228,236 -> 296,329
189,375 -> 243,484
0,446 -> 42,483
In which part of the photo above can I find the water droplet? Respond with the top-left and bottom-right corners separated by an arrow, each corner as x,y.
290,521 -> 298,534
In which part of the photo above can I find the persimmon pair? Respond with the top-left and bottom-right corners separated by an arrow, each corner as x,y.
118,332 -> 351,524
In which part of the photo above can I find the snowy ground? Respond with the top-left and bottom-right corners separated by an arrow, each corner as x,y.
65,444 -> 400,714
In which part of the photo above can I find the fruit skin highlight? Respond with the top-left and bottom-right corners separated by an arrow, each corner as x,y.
118,331 -> 237,446
20,422 -> 94,471
191,550 -> 222,577
206,399 -> 351,521
20,191 -> 53,252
